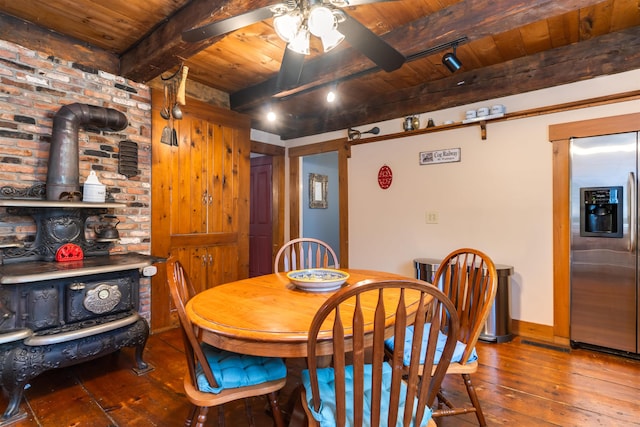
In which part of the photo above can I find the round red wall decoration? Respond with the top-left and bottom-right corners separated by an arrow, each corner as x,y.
378,165 -> 393,189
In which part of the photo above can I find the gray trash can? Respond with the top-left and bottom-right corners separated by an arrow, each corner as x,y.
413,258 -> 514,343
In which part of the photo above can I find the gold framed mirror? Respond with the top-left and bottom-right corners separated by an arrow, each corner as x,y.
309,173 -> 328,209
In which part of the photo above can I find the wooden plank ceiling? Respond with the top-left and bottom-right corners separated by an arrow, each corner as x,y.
0,0 -> 639,140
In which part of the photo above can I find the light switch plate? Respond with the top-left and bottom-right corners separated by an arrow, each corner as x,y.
425,211 -> 439,224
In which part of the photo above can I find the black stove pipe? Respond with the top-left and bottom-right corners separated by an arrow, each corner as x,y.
46,103 -> 128,201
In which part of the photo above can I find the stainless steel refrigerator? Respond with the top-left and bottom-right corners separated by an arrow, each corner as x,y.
570,132 -> 639,355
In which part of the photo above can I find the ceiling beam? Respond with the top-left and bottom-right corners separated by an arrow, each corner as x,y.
231,0 -> 607,112
0,12 -> 119,74
119,0 -> 275,82
274,26 -> 640,139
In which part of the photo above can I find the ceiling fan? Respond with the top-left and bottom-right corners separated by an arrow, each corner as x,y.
182,0 -> 406,91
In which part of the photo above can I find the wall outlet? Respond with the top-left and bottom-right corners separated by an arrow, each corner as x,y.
425,211 -> 439,224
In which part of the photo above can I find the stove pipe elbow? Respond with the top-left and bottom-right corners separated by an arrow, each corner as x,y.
46,103 -> 128,201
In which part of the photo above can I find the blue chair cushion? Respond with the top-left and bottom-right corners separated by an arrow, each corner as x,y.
384,324 -> 478,366
196,344 -> 287,394
301,363 -> 432,427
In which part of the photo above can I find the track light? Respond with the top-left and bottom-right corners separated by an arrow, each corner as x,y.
326,89 -> 336,103
442,45 -> 462,73
326,83 -> 337,103
267,109 -> 276,122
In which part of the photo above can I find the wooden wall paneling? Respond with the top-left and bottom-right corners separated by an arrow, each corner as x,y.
548,112 -> 640,140
237,126 -> 251,278
187,247 -> 207,295
221,125 -> 235,234
223,245 -> 241,284
189,119 -> 206,234
151,88 -> 174,331
548,112 -> 640,346
551,139 -> 571,344
151,95 -> 251,332
289,155 -> 300,241
171,247 -> 191,293
271,154 -> 285,262
511,319 -> 555,343
207,246 -> 223,292
211,123 -> 224,232
338,142 -> 350,268
173,117 -> 193,235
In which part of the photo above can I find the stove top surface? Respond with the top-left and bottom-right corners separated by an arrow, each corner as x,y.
0,253 -> 158,284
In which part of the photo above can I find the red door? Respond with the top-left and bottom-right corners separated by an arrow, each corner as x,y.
249,156 -> 273,277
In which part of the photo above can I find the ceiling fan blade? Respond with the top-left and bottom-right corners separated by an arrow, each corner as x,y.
182,6 -> 274,42
338,14 -> 405,72
276,48 -> 306,92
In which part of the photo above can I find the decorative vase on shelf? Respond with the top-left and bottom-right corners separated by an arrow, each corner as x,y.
403,115 -> 420,131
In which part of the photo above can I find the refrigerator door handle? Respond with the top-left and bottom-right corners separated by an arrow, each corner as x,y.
629,171 -> 636,252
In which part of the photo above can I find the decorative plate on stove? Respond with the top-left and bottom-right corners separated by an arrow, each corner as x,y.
287,268 -> 350,292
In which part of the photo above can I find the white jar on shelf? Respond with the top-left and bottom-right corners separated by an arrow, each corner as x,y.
83,171 -> 106,203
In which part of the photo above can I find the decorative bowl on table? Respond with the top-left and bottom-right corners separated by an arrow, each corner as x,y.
287,268 -> 350,292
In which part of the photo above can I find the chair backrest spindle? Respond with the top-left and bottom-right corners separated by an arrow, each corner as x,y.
304,278 -> 459,426
434,248 -> 497,365
167,258 -> 219,388
274,237 -> 339,273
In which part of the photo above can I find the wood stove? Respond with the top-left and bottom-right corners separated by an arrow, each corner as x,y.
0,200 -> 155,424
0,103 -> 155,424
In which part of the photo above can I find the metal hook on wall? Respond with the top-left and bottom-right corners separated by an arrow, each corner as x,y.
348,126 -> 380,141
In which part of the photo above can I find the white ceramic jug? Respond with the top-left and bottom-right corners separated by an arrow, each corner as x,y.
83,171 -> 106,203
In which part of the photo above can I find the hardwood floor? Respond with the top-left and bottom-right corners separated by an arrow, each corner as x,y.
3,328 -> 639,426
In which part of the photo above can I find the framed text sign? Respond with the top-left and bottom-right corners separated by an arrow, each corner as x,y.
419,148 -> 461,165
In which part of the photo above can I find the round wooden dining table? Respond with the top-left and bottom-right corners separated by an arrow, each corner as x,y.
186,268 -> 416,358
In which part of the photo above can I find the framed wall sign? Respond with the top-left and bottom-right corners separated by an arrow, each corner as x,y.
419,148 -> 461,165
309,173 -> 328,208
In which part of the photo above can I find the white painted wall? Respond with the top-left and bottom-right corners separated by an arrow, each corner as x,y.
253,69 -> 640,327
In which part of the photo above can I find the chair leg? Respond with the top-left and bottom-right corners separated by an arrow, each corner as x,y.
435,389 -> 454,411
244,398 -> 255,426
217,405 -> 225,427
266,391 -> 286,427
195,406 -> 210,427
462,373 -> 487,426
185,404 -> 198,426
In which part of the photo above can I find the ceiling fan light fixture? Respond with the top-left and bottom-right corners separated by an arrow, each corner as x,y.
288,27 -> 310,55
273,11 -> 303,43
320,28 -> 345,52
308,6 -> 337,37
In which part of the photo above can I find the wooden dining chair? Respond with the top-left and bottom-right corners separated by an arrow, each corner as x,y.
165,257 -> 288,427
387,248 -> 498,426
274,237 -> 339,272
300,278 -> 460,427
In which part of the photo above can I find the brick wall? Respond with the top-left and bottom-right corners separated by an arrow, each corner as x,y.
0,40 -> 153,320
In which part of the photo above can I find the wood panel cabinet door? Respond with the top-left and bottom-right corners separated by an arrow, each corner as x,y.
170,245 -> 239,295
151,91 -> 250,331
171,119 -> 243,235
